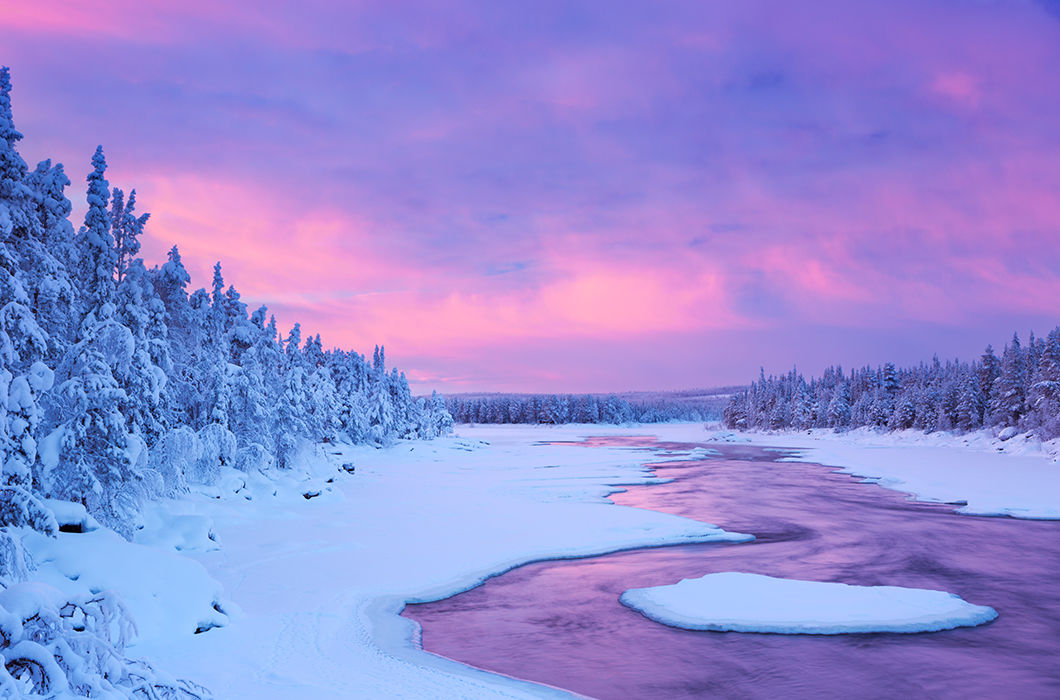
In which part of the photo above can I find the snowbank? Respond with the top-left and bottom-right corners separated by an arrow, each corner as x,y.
21,527 -> 230,644
712,427 -> 1060,519
620,572 -> 998,634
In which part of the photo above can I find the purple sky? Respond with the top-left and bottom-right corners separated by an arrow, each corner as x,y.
5,1 -> 1060,392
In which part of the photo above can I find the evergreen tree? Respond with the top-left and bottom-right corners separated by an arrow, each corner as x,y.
956,370 -> 983,430
992,333 -> 1026,425
826,382 -> 851,428
978,345 -> 1001,415
112,188 -> 148,284
74,147 -> 115,316
47,325 -> 142,535
24,160 -> 77,359
0,67 -> 30,216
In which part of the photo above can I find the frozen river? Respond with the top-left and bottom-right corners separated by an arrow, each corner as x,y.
405,437 -> 1060,699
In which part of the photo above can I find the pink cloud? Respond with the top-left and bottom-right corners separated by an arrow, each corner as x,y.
931,72 -> 981,107
7,0 -> 1060,392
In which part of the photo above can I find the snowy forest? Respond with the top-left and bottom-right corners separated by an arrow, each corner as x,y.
0,69 -> 451,695
723,329 -> 1060,439
447,392 -> 719,425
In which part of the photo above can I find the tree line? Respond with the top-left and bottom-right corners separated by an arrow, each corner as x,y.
0,68 -> 453,540
447,393 -> 714,425
722,329 -> 1060,438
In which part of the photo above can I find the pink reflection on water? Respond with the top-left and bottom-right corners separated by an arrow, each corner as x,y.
406,438 -> 1060,699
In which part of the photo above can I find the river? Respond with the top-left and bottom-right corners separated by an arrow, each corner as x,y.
403,436 -> 1060,699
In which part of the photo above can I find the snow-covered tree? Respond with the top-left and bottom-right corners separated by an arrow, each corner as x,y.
991,333 -> 1026,426
74,147 -> 114,317
111,187 -> 148,284
46,323 -> 142,535
0,67 -> 30,219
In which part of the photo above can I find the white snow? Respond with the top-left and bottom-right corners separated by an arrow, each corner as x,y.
711,426 -> 1060,519
13,421 -> 1056,697
23,424 -> 748,699
620,572 -> 998,634
43,498 -> 100,532
20,526 -> 230,644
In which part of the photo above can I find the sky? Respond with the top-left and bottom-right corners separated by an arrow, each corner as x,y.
3,0 -> 1060,393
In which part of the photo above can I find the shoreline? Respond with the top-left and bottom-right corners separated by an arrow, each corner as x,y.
140,425 -> 749,698
711,426 -> 1060,519
20,422 -> 1060,697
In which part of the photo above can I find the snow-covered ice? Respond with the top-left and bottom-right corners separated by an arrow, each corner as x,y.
620,572 -> 998,634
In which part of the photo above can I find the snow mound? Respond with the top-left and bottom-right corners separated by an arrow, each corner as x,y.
620,572 -> 998,634
44,498 -> 100,533
21,527 -> 230,644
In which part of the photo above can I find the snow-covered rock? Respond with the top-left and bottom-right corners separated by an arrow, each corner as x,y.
998,426 -> 1019,441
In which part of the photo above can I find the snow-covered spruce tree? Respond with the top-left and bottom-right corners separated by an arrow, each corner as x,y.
0,67 -> 59,532
955,368 -> 984,431
978,345 -> 1000,418
111,188 -> 148,285
366,346 -> 395,444
23,160 -> 78,361
991,333 -> 1026,426
151,245 -> 200,430
46,322 -> 143,535
42,148 -> 166,531
302,333 -> 340,443
272,324 -> 310,466
429,390 -> 454,437
114,259 -> 169,443
389,369 -> 417,439
332,349 -> 371,443
0,67 -> 30,230
227,308 -> 279,468
74,147 -> 115,319
1027,329 -> 1060,437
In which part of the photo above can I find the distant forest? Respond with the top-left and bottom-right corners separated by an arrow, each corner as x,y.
447,389 -> 737,425
723,329 -> 1060,438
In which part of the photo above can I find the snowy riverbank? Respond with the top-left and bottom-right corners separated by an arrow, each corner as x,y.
711,426 -> 1060,519
26,425 -> 748,698
13,421 -> 1060,698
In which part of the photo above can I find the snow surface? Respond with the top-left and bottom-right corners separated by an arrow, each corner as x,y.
710,426 -> 1060,519
620,572 -> 998,634
30,424 -> 749,699
16,421 -> 1057,698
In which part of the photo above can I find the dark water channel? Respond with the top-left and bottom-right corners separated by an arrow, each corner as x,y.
403,437 -> 1060,699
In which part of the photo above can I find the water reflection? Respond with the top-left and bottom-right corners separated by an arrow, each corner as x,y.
405,438 -> 1060,699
